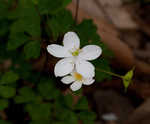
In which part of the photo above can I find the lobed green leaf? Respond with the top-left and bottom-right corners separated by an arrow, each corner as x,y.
0,71 -> 19,84
26,103 -> 51,120
24,41 -> 41,60
0,86 -> 16,98
0,99 -> 9,110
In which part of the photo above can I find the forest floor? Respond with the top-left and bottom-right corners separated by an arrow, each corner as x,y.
69,0 -> 150,124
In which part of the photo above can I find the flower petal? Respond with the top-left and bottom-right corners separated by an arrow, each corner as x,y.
79,45 -> 102,60
83,78 -> 95,85
61,76 -> 75,84
63,32 -> 80,50
47,44 -> 71,58
54,58 -> 74,77
70,81 -> 82,91
76,60 -> 95,78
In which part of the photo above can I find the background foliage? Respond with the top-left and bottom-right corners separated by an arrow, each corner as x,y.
0,0 -> 113,123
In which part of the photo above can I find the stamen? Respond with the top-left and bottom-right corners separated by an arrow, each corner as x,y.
72,50 -> 79,56
74,72 -> 83,81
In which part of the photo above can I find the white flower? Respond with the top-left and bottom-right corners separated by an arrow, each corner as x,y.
47,32 -> 102,78
61,71 -> 95,91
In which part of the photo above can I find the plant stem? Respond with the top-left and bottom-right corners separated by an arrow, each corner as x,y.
96,68 -> 123,79
75,0 -> 80,24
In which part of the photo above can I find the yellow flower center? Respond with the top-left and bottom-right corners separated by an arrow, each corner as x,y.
74,72 -> 83,81
72,49 -> 80,56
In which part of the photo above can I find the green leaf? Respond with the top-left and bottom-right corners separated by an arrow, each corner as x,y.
65,111 -> 78,124
32,0 -> 38,5
0,19 -> 9,37
15,87 -> 37,104
79,111 -> 96,120
7,0 -> 41,51
0,71 -> 19,84
38,78 -> 60,100
24,41 -> 41,59
0,0 -> 10,19
54,93 -> 73,110
30,120 -> 51,124
14,62 -> 32,80
0,99 -> 9,110
0,86 -> 16,98
26,103 -> 51,120
7,33 -> 29,50
9,0 -> 39,18
55,108 -> 78,124
74,96 -> 89,110
0,120 -> 11,124
47,9 -> 74,39
10,17 -> 41,38
63,0 -> 72,7
122,68 -> 134,92
78,111 -> 96,124
52,121 -> 66,124
38,0 -> 71,14
22,16 -> 41,37
92,58 -> 112,82
38,0 -> 61,14
74,19 -> 100,47
63,94 -> 73,109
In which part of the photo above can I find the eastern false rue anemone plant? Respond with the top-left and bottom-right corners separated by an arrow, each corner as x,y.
47,32 -> 102,91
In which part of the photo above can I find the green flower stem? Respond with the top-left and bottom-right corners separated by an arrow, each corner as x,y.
96,68 -> 123,79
